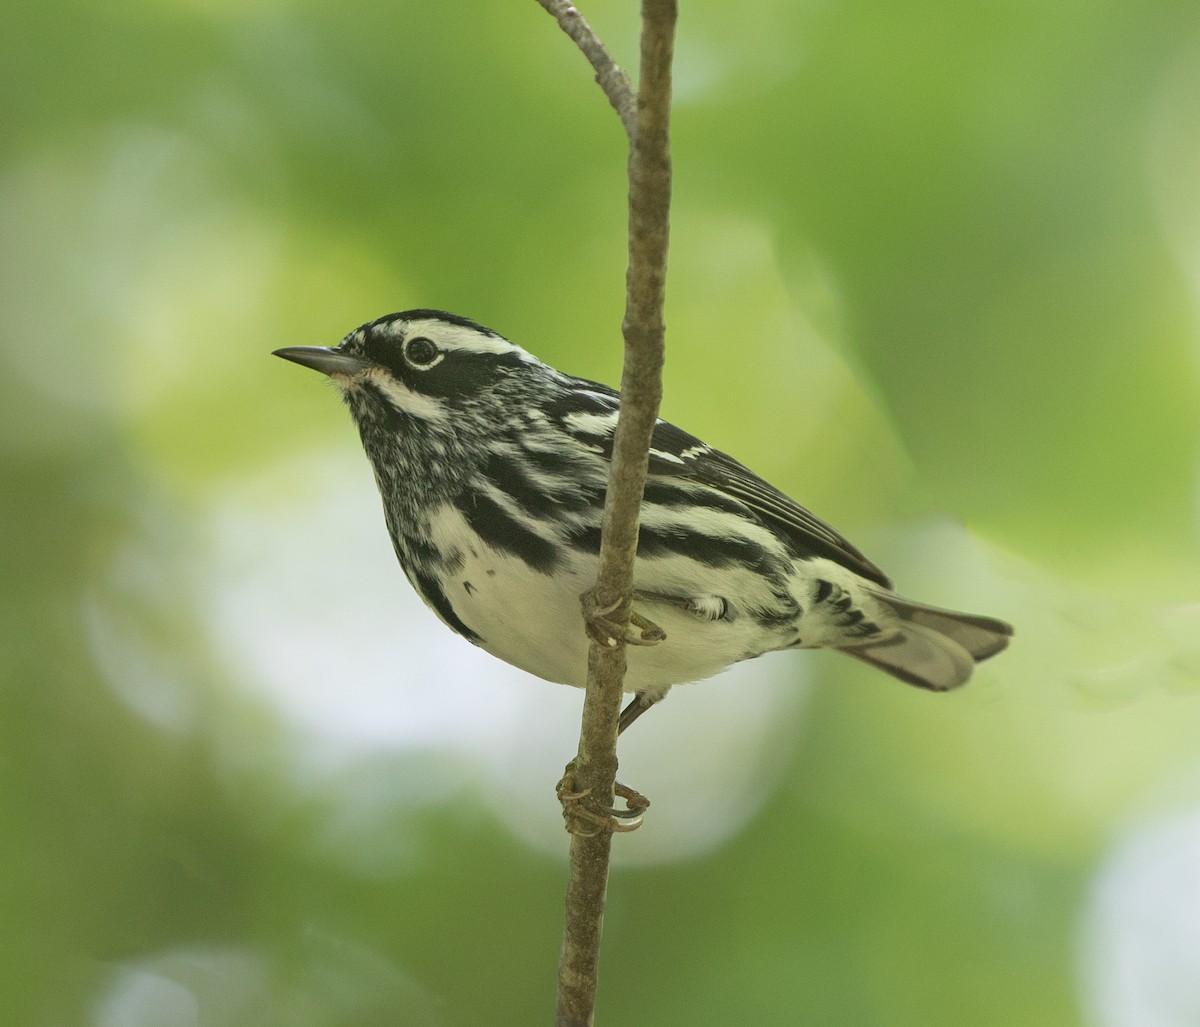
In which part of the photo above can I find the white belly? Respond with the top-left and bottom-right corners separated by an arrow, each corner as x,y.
423,506 -> 786,695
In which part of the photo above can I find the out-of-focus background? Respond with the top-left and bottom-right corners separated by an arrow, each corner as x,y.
4,0 -> 1200,1024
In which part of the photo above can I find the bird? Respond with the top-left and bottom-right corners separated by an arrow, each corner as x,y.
274,309 -> 1011,732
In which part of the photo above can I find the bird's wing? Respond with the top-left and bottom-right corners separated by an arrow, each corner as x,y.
645,419 -> 892,588
548,379 -> 893,588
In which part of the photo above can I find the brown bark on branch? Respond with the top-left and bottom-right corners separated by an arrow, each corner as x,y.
538,2 -> 677,1025
533,0 -> 638,138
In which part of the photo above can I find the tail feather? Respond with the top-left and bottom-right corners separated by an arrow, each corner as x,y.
837,591 -> 1013,692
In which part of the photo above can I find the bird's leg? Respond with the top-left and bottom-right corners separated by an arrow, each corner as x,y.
580,586 -> 666,648
557,760 -> 651,835
566,590 -> 663,833
617,689 -> 666,734
634,589 -> 729,622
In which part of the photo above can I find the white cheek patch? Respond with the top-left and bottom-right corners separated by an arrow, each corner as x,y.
365,367 -> 450,423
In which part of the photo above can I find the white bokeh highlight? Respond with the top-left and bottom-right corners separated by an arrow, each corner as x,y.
1079,800 -> 1200,1027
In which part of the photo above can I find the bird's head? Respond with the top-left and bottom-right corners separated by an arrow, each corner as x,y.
274,309 -> 540,430
274,309 -> 552,512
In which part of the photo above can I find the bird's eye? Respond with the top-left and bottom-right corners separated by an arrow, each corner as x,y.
403,336 -> 440,368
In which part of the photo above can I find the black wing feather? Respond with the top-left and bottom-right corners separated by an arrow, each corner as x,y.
553,377 -> 893,588
656,430 -> 892,588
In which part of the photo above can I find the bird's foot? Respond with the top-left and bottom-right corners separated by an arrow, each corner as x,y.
581,587 -> 666,648
557,761 -> 650,836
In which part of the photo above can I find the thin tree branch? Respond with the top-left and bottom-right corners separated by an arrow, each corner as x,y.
533,0 -> 638,138
542,1 -> 677,1024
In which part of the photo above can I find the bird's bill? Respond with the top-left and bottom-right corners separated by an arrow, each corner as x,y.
273,346 -> 369,377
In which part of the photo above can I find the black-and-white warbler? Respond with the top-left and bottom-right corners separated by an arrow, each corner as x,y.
275,310 -> 1011,729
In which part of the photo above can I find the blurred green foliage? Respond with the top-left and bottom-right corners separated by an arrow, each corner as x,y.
3,0 -> 1200,1024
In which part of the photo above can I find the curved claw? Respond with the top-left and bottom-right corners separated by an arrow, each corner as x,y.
557,765 -> 651,835
581,588 -> 666,648
626,610 -> 667,645
611,781 -> 651,823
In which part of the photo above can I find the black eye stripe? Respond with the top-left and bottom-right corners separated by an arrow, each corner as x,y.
404,336 -> 439,367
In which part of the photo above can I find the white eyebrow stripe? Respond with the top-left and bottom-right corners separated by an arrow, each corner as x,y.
403,319 -> 536,360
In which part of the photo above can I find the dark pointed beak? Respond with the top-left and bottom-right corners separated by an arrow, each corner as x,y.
273,346 -> 370,377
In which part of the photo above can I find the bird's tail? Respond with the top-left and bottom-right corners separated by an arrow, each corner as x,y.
837,591 -> 1013,691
